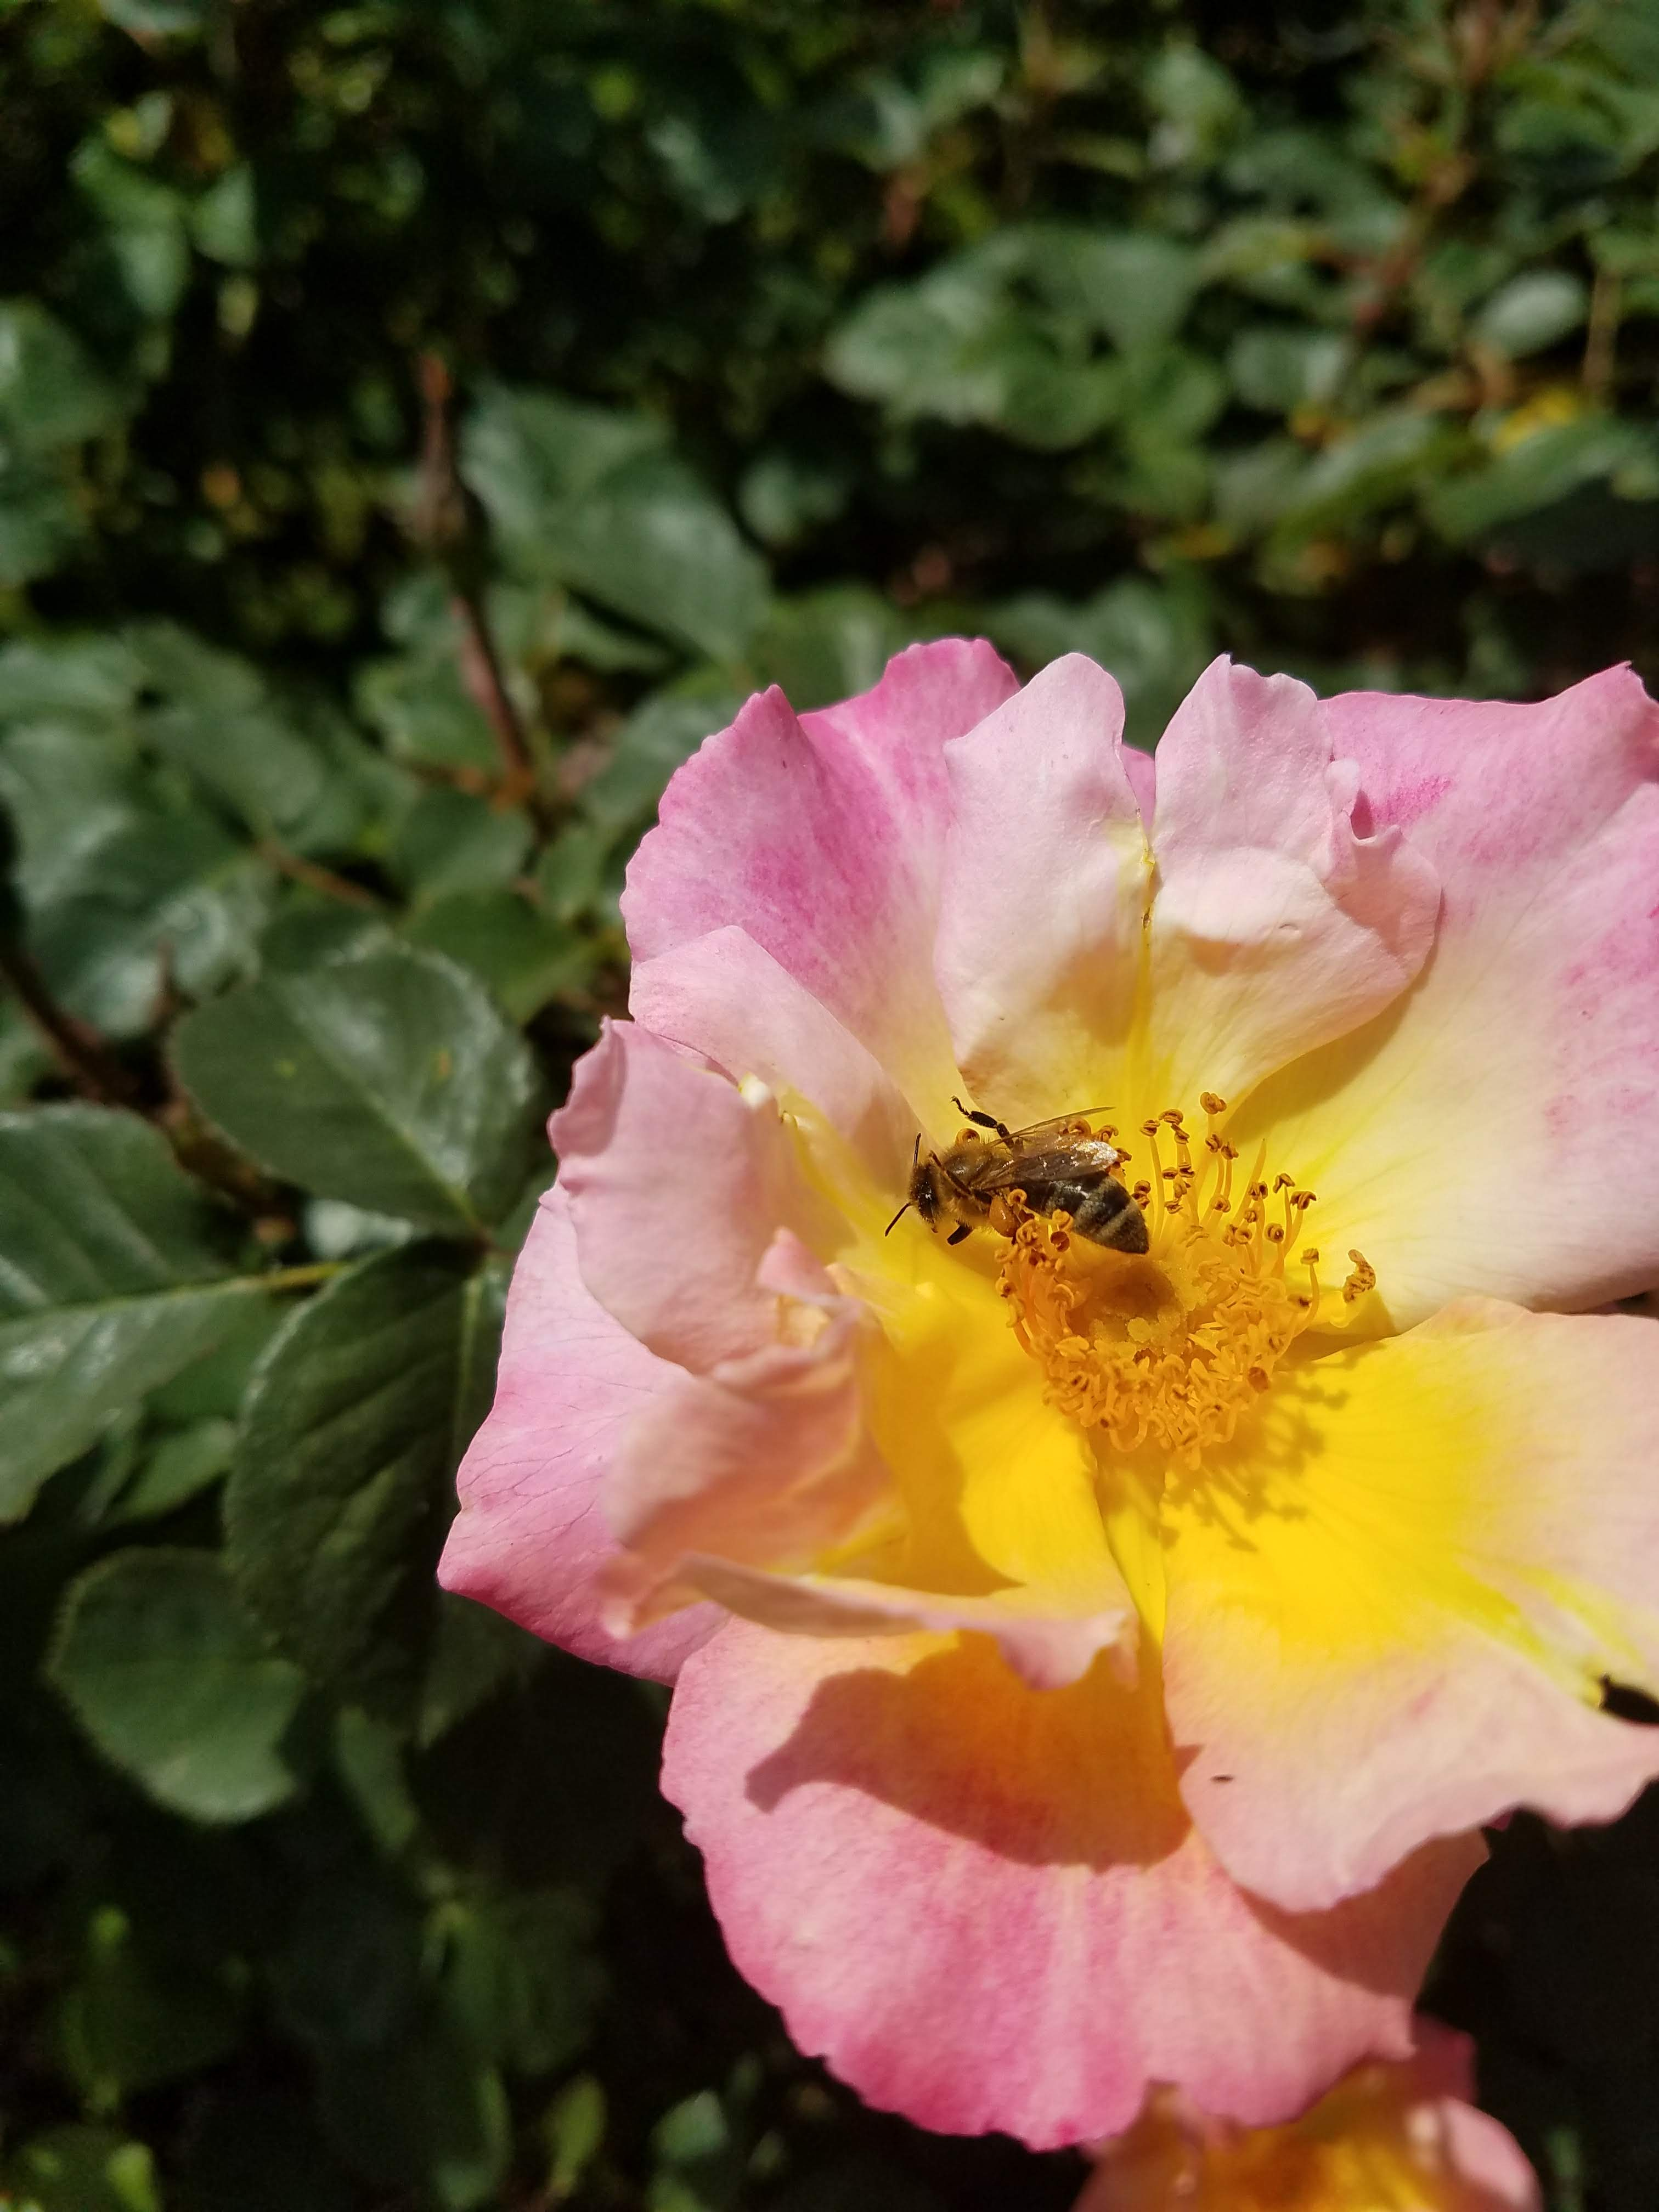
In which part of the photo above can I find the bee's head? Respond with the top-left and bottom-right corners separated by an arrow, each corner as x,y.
910,1156 -> 940,1226
885,1135 -> 936,1237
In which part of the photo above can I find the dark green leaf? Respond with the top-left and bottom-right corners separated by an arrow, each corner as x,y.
388,786 -> 534,904
0,301 -> 132,454
463,385 -> 769,659
48,1549 -> 308,1821
403,890 -> 594,1022
225,1244 -> 506,1715
0,1107 -> 275,1519
171,943 -> 543,1233
317,2009 -> 511,2209
438,1888 -> 603,2075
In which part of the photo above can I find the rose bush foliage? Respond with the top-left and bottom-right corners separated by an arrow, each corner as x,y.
5,0 -> 1659,2204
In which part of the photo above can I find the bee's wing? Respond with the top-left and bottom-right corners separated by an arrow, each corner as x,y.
1004,1108 -> 1117,1150
974,1144 -> 1114,1194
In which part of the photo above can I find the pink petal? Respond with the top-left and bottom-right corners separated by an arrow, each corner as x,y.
438,1190 -> 718,1681
551,1020 -> 812,1375
630,926 -> 916,1190
668,1554 -> 1137,1691
1163,1300 -> 1659,1914
1242,665 -> 1659,1318
597,1246 -> 896,1632
1144,658 -> 1441,1108
934,654 -> 1148,1124
662,1620 -> 1483,2149
622,641 -> 1018,1117
1120,743 -> 1155,823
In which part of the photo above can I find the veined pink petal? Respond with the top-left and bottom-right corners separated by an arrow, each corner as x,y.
1240,665 -> 1659,1320
662,1620 -> 1483,2149
552,1020 -> 815,1375
598,1240 -> 896,1633
622,640 -> 1018,1118
934,654 -> 1148,1125
1164,1300 -> 1659,1913
1142,659 -> 1441,1111
669,1553 -> 1137,1691
631,926 -> 916,1190
438,1190 -> 718,1681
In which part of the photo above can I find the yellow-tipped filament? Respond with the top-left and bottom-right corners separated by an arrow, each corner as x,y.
996,1097 -> 1374,1466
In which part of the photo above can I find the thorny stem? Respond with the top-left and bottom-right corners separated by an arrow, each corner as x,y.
413,352 -> 544,817
0,937 -> 142,1106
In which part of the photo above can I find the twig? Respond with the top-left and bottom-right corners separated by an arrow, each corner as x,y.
413,352 -> 541,811
257,839 -> 386,911
0,938 -> 142,1107
1582,267 -> 1621,402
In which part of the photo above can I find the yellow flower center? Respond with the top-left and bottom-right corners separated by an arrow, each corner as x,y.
995,1096 -> 1375,1466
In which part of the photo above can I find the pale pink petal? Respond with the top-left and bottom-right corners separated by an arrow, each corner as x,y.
1164,1300 -> 1659,1914
1240,666 -> 1659,1319
597,1251 -> 896,1633
662,1620 -> 1483,2149
1144,658 -> 1441,1109
1121,742 -> 1155,823
630,926 -> 916,1190
551,1020 -> 815,1374
934,655 -> 1148,1124
672,1554 -> 1137,1691
622,640 -> 1018,1116
438,1190 -> 718,1681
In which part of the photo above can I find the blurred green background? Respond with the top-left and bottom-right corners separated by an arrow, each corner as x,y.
2,1 -> 1657,2206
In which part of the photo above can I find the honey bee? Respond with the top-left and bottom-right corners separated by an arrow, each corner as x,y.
887,1099 -> 1149,1254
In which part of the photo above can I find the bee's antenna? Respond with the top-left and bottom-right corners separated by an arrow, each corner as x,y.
885,1133 -> 922,1236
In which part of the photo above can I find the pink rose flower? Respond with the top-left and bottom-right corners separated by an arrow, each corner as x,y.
1075,2019 -> 1541,2211
441,643 -> 1659,2146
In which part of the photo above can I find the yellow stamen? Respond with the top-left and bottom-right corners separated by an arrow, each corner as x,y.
996,1101 -> 1368,1468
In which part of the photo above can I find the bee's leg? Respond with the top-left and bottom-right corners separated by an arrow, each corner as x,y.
951,1096 -> 1014,1142
946,1223 -> 973,1246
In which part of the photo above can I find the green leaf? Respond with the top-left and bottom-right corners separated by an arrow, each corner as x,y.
1473,270 -> 1589,358
579,681 -> 746,837
990,575 -> 1212,748
70,139 -> 191,321
438,1888 -> 602,2075
274,1876 -> 423,2053
0,633 -> 142,720
48,1549 -> 308,1821
0,301 -> 132,455
402,891 -> 594,1022
191,163 -> 258,267
354,651 -> 500,776
0,1107 -> 277,1520
1426,416 -> 1653,541
748,586 -> 912,713
317,2010 -> 511,2210
388,786 -> 534,904
111,1415 -> 236,1521
0,725 -> 273,1035
1,2125 -> 162,2212
462,385 -> 769,660
171,943 -> 543,1233
225,1245 -> 506,1714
